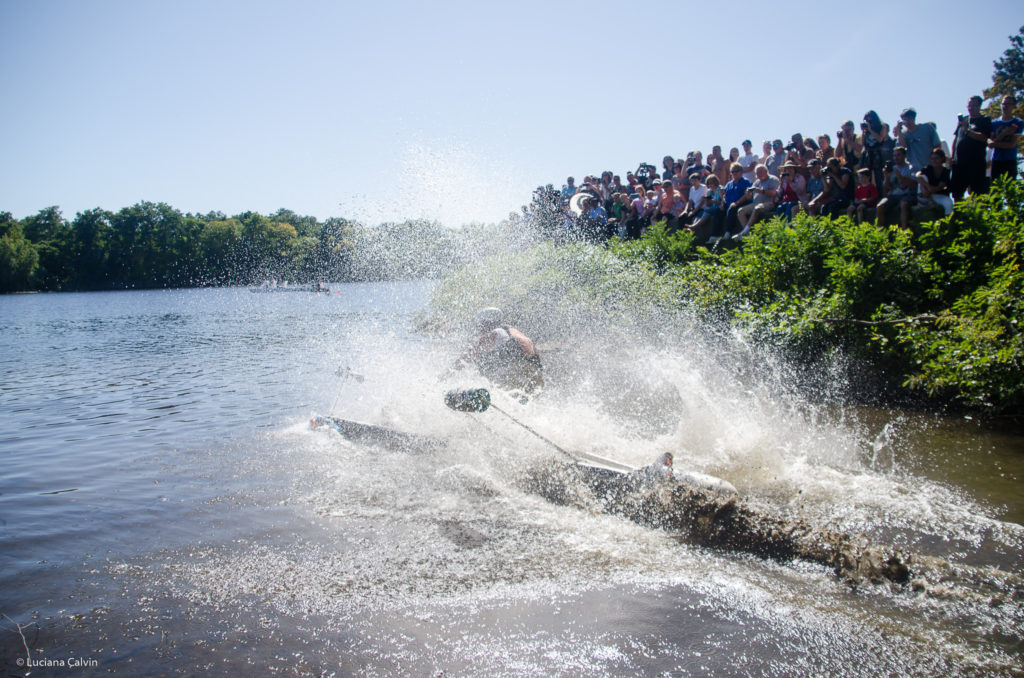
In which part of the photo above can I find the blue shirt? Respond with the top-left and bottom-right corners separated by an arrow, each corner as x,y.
806,176 -> 824,200
586,206 -> 607,225
991,117 -> 1023,162
723,177 -> 751,205
902,123 -> 941,172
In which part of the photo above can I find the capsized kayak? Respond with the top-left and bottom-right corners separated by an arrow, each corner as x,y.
310,414 -> 445,452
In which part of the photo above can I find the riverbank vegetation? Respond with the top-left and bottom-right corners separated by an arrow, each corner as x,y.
429,178 -> 1024,416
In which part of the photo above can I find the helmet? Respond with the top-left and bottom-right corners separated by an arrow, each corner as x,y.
475,307 -> 503,328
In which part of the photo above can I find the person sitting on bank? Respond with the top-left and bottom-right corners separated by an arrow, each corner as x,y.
916,147 -> 954,216
876,146 -> 917,229
810,157 -> 854,218
453,308 -> 544,394
732,164 -> 779,239
849,168 -> 880,224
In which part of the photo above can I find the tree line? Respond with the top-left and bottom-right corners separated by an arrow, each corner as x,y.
0,203 -> 524,293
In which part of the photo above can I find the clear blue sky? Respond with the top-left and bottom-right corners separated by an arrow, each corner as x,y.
1,0 -> 1019,227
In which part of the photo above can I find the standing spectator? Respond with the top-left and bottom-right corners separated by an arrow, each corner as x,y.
709,146 -> 729,187
598,172 -> 613,205
662,156 -> 676,181
561,177 -> 577,203
835,120 -> 862,171
950,95 -> 992,200
990,94 -> 1022,182
816,134 -> 835,163
876,147 -> 917,229
894,108 -> 941,173
721,163 -> 752,240
733,164 -> 779,239
686,151 -> 711,180
612,175 -> 627,195
789,134 -> 816,175
739,140 -> 758,182
765,140 -> 787,177
916,147 -> 954,216
860,110 -> 894,192
669,162 -> 684,190
849,168 -> 880,224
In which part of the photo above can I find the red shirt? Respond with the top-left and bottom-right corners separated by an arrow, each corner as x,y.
855,183 -> 879,207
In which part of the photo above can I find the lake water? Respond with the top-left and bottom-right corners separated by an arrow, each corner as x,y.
1,283 -> 1022,676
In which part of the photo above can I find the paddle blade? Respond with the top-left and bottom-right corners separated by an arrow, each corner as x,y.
445,388 -> 491,412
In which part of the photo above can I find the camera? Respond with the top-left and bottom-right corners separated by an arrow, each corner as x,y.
883,161 -> 894,172
784,142 -> 798,151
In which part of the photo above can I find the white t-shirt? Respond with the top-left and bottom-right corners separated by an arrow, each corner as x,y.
687,185 -> 708,208
739,153 -> 758,182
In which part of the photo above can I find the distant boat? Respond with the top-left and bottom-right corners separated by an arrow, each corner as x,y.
249,280 -> 331,294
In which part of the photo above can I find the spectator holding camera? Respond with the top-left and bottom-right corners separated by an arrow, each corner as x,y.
950,95 -> 992,200
835,120 -> 863,172
876,146 -> 917,229
860,110 -> 895,192
810,157 -> 854,218
775,163 -> 803,221
894,108 -> 941,172
788,134 -> 816,175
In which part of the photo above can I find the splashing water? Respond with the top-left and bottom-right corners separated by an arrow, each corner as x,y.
1,250 -> 1022,675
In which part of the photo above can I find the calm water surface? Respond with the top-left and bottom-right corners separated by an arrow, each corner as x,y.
0,284 -> 1021,676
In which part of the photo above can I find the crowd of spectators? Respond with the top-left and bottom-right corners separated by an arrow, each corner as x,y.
534,96 -> 1021,246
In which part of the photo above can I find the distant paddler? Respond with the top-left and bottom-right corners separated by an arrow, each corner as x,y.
451,307 -> 544,394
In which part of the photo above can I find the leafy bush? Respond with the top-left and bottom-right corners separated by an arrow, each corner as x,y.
429,180 -> 1024,414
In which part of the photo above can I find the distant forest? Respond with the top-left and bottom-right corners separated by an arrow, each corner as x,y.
0,203 -> 531,293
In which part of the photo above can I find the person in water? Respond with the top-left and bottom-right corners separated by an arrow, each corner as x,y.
454,307 -> 544,394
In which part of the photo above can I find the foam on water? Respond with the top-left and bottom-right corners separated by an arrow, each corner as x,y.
5,281 -> 1019,675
